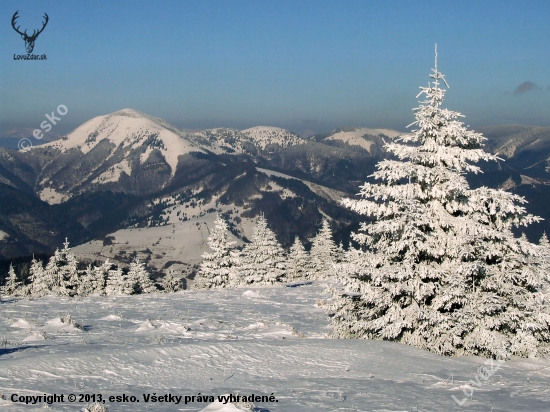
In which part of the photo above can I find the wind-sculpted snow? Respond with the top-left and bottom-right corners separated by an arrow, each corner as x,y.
1,284 -> 550,411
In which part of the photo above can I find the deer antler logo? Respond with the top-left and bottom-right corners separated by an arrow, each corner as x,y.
11,11 -> 49,54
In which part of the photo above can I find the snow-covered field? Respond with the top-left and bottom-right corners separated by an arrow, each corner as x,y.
1,283 -> 550,411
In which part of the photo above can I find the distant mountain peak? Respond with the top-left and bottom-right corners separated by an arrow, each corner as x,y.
319,127 -> 404,154
39,109 -> 204,172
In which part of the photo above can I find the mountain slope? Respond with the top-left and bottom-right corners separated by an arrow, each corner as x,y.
23,109 -> 205,203
320,127 -> 402,154
479,125 -> 550,177
1,111 -> 549,269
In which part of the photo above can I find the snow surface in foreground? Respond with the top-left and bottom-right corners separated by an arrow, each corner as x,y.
1,283 -> 550,411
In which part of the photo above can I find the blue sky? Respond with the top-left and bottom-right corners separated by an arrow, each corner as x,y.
1,0 -> 549,136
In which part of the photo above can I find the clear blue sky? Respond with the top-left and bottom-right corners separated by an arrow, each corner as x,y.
1,0 -> 549,136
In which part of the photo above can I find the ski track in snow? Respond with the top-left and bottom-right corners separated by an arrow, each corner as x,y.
1,284 -> 550,411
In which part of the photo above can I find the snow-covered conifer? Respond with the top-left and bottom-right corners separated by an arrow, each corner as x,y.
127,258 -> 157,294
78,264 -> 96,297
0,264 -> 21,296
92,260 -> 111,295
287,236 -> 310,281
105,266 -> 131,296
195,215 -> 239,289
44,239 -> 80,297
539,232 -> 550,262
29,257 -> 50,297
538,232 -> 550,290
161,269 -> 181,292
233,215 -> 286,285
310,219 -> 340,279
327,47 -> 550,358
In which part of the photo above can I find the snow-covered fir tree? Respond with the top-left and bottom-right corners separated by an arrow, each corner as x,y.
92,259 -> 111,295
540,232 -> 550,264
29,257 -> 50,297
327,47 -> 550,358
44,239 -> 81,297
78,264 -> 96,296
233,214 -> 286,285
287,236 -> 310,281
105,266 -> 132,296
161,269 -> 181,292
195,215 -> 239,289
0,264 -> 22,296
310,218 -> 340,279
126,258 -> 157,294
539,232 -> 550,288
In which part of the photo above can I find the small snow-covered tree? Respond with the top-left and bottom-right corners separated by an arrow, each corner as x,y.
0,264 -> 21,296
44,239 -> 80,297
310,218 -> 340,279
540,232 -> 550,255
539,232 -> 550,290
161,269 -> 181,292
195,215 -> 239,289
287,236 -> 310,281
540,232 -> 550,266
92,259 -> 111,295
105,266 -> 131,296
29,257 -> 50,297
233,215 -> 286,285
327,47 -> 550,358
127,258 -> 157,294
78,264 -> 96,297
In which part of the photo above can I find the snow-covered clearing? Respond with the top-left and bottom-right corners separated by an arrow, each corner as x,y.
1,283 -> 550,411
256,168 -> 346,203
39,188 -> 69,205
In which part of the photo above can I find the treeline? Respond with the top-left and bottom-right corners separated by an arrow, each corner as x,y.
0,240 -> 181,298
193,214 -> 343,289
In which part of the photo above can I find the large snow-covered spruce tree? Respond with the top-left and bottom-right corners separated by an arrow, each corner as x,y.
194,215 -> 239,289
327,48 -> 550,358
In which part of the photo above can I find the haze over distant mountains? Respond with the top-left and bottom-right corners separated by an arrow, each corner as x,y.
0,109 -> 549,280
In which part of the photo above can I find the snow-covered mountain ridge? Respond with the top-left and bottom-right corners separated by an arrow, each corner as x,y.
322,127 -> 403,153
190,126 -> 309,154
41,108 -> 204,175
1,108 -> 549,263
